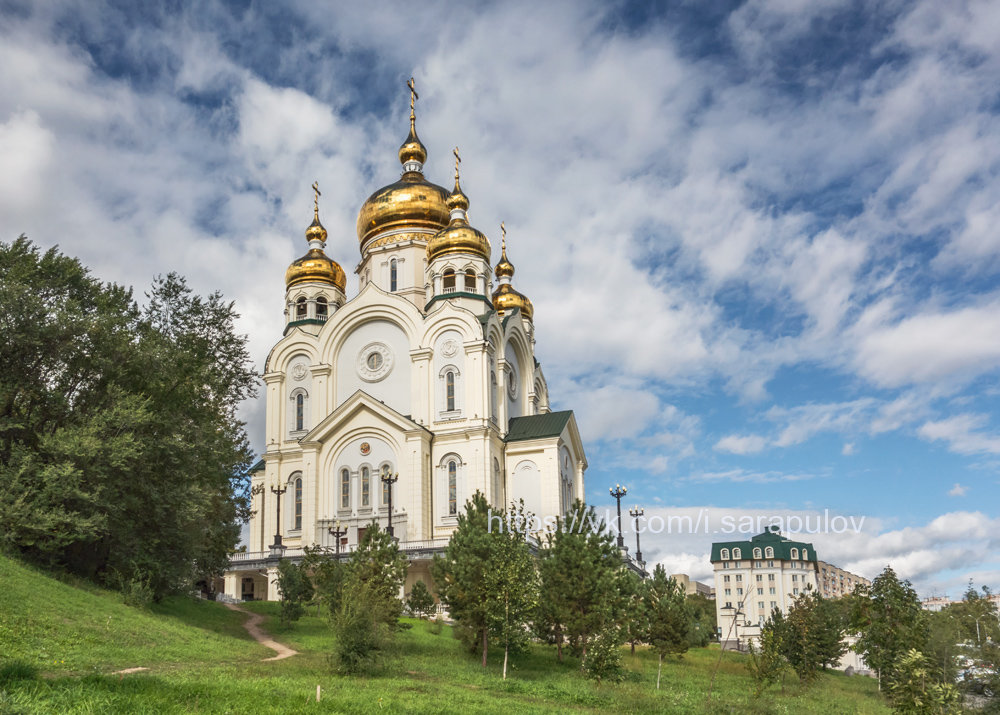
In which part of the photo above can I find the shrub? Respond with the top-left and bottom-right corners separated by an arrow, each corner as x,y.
0,660 -> 38,685
583,628 -> 626,684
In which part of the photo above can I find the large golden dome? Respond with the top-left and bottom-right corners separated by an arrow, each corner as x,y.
286,211 -> 347,291
426,176 -> 491,262
356,110 -> 450,250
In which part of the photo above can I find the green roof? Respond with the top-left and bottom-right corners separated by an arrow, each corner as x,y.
248,458 -> 265,474
505,411 -> 573,442
424,292 -> 494,312
710,528 -> 816,562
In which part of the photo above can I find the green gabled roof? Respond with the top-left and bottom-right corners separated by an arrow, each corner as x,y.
248,458 -> 265,474
505,410 -> 573,442
710,529 -> 816,562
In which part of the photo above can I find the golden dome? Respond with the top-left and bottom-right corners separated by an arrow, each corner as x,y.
285,249 -> 347,291
426,175 -> 490,262
398,121 -> 427,165
492,283 -> 534,321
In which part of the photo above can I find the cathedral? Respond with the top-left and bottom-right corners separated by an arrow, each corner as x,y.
223,85 -> 587,601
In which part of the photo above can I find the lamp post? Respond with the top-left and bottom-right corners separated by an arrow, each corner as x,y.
629,506 -> 644,563
270,484 -> 287,549
381,470 -> 399,538
250,484 -> 265,551
328,521 -> 347,558
609,484 -> 627,550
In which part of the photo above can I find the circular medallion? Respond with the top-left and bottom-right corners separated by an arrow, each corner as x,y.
357,342 -> 393,382
506,367 -> 518,399
292,363 -> 309,381
360,442 -> 371,456
441,339 -> 459,357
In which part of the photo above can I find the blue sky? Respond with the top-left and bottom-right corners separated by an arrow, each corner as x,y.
2,0 -> 999,597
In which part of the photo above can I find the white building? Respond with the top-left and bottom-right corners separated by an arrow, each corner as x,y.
223,91 -> 587,601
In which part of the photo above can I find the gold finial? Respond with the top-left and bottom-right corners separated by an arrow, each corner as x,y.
312,181 -> 321,217
501,221 -> 506,255
453,146 -> 461,180
407,77 -> 418,121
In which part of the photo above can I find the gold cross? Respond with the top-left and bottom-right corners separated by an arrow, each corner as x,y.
500,221 -> 506,252
407,77 -> 418,116
312,181 -> 321,214
453,147 -> 461,179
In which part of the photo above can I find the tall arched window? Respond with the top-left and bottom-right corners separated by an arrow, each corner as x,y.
294,477 -> 302,530
390,259 -> 398,292
790,548 -> 799,559
765,546 -> 774,558
753,547 -> 762,559
316,296 -> 328,319
295,393 -> 304,431
721,548 -> 730,560
733,548 -> 742,560
361,467 -> 370,507
448,460 -> 457,515
443,269 -> 456,292
381,464 -> 391,506
295,297 -> 307,318
490,371 -> 498,420
340,468 -> 350,509
492,458 -> 501,505
464,269 -> 476,292
446,370 -> 455,411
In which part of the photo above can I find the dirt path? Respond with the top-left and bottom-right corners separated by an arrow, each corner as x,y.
224,603 -> 299,661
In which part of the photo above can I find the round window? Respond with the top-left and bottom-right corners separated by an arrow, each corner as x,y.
357,342 -> 393,382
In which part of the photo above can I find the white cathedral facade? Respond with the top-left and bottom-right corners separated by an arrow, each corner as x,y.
223,95 -> 587,601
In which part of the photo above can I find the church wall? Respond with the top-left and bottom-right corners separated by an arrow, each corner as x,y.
334,319 -> 411,415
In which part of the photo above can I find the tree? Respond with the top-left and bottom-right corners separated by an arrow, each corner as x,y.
687,592 -> 716,648
406,580 -> 435,619
620,570 -> 648,655
746,624 -> 788,698
644,565 -> 691,689
302,545 -> 344,617
433,493 -> 539,675
275,559 -> 313,625
330,522 -> 407,673
887,649 -> 962,714
0,239 -> 256,598
771,588 -> 845,684
851,566 -> 927,690
536,500 -> 623,663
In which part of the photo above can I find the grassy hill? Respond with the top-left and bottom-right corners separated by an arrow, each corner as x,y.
0,554 -> 891,714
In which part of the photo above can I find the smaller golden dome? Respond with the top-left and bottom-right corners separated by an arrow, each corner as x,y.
285,249 -> 347,291
492,283 -> 534,321
426,175 -> 491,262
398,120 -> 427,166
305,215 -> 327,244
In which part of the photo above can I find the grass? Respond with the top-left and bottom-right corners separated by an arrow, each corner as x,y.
0,554 -> 891,714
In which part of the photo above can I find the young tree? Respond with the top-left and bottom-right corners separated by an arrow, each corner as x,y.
644,565 -> 691,689
276,559 -> 314,625
620,570 -> 648,655
887,649 -> 962,714
851,566 -> 928,690
746,624 -> 788,698
406,580 -> 435,619
536,500 -> 623,663
302,545 -> 344,617
772,588 -> 845,684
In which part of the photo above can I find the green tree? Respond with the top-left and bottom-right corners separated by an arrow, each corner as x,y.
772,588 -> 845,684
0,239 -> 256,598
406,579 -> 435,619
620,570 -> 648,655
330,522 -> 407,673
887,649 -> 962,714
536,500 -> 623,663
851,566 -> 928,690
302,545 -> 344,617
644,565 -> 691,689
582,626 -> 626,684
687,592 -> 715,648
276,559 -> 313,625
746,624 -> 788,698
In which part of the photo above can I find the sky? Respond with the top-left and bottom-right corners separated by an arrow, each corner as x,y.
2,0 -> 999,598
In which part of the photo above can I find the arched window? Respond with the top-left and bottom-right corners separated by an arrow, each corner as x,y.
295,393 -> 304,431
294,477 -> 302,530
340,468 -> 350,509
492,458 -> 501,505
490,371 -> 498,420
361,467 -> 370,507
753,547 -> 762,559
720,548 -> 730,560
390,259 -> 398,292
296,297 -> 307,319
316,296 -> 328,319
448,460 -> 457,515
381,464 -> 392,506
446,370 -> 455,411
790,548 -> 799,559
801,549 -> 808,561
464,269 -> 476,292
443,269 -> 456,292
732,548 -> 741,560
765,546 -> 774,558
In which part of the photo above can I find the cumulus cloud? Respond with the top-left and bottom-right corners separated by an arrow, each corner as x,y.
949,483 -> 968,497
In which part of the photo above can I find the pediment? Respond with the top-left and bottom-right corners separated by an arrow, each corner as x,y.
299,390 -> 429,446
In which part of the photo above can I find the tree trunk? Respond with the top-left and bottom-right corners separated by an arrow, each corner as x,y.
503,642 -> 509,680
631,640 -> 636,655
657,653 -> 662,690
481,628 -> 488,667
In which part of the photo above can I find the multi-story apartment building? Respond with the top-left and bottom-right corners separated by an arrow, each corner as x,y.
816,560 -> 870,598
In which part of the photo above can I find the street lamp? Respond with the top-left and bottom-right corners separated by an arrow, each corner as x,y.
629,505 -> 644,564
270,483 -> 287,549
381,470 -> 399,538
328,521 -> 347,558
609,484 -> 628,550
250,484 -> 265,551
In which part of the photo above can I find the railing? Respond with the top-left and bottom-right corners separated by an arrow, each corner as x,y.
228,538 -> 451,568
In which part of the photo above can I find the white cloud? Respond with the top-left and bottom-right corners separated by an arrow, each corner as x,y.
948,483 -> 968,497
714,434 -> 768,455
919,414 -> 1000,455
842,442 -> 855,455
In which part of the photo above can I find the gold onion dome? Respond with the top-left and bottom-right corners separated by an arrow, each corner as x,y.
491,226 -> 533,320
286,194 -> 347,292
356,79 -> 450,250
426,171 -> 490,262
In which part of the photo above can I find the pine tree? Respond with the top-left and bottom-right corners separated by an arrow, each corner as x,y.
644,565 -> 691,689
276,559 -> 313,625
406,580 -> 435,619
